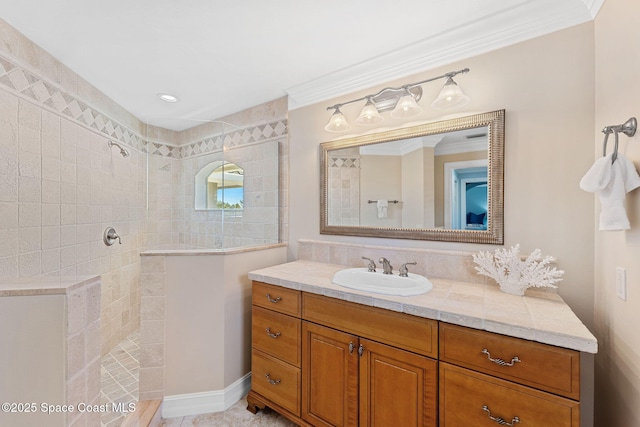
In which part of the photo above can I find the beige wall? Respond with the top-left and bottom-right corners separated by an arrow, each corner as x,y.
0,295 -> 65,426
594,0 -> 640,424
360,155 -> 402,227
288,22 -> 596,333
139,246 -> 288,408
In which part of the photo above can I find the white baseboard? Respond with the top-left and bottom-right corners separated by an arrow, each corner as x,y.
161,373 -> 251,419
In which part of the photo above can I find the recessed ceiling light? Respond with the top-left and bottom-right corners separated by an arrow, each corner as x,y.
158,93 -> 179,103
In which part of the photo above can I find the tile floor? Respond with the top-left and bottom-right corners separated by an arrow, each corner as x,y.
100,330 -> 140,427
159,397 -> 297,426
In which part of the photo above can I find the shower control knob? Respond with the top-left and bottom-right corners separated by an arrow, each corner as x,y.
103,227 -> 122,246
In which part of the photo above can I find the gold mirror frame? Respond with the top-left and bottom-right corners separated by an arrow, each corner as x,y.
320,110 -> 504,244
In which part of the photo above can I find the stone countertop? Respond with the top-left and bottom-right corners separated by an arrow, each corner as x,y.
248,260 -> 597,354
0,275 -> 101,297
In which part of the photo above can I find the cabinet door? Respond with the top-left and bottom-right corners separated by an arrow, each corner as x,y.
302,321 -> 359,427
359,338 -> 438,427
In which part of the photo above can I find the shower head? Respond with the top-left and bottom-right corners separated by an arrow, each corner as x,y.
108,140 -> 130,157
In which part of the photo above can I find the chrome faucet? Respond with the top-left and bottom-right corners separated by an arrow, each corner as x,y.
378,257 -> 393,274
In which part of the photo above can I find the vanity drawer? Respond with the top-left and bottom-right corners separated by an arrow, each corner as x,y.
302,293 -> 438,358
253,282 -> 301,317
252,306 -> 301,367
439,323 -> 580,399
440,362 -> 579,427
251,349 -> 301,416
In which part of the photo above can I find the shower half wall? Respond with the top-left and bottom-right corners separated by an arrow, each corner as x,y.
139,244 -> 287,417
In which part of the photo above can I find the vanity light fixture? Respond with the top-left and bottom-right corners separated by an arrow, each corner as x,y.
389,88 -> 423,119
325,106 -> 350,132
324,68 -> 470,132
354,97 -> 384,125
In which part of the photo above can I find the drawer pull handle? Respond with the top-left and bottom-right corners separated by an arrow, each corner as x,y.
265,373 -> 281,385
266,293 -> 282,303
482,349 -> 521,367
482,405 -> 520,426
265,327 -> 281,338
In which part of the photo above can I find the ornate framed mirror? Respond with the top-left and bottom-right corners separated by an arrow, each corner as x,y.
320,110 -> 504,244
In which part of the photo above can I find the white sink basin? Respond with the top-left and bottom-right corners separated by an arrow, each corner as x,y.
332,268 -> 433,296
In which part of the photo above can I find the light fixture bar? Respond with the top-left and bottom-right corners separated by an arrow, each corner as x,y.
325,68 -> 469,112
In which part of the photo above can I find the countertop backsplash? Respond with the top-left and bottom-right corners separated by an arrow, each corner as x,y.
298,239 -> 490,285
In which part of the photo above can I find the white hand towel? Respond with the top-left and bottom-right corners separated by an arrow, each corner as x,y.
580,153 -> 640,231
376,200 -> 388,219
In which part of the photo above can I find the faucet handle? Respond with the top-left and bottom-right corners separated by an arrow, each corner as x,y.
103,227 -> 122,246
399,262 -> 417,277
361,257 -> 377,272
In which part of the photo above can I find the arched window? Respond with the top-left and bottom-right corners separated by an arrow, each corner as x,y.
195,161 -> 244,210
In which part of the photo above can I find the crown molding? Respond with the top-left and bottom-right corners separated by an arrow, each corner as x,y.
286,0 -> 595,110
580,0 -> 605,18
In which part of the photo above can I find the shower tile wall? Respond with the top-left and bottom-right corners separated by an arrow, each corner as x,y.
178,139 -> 282,249
0,84 -> 146,354
0,19 -> 289,356
328,149 -> 361,226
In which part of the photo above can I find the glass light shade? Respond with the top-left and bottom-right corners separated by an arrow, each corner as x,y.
431,77 -> 470,109
390,91 -> 423,119
324,108 -> 350,132
354,99 -> 383,126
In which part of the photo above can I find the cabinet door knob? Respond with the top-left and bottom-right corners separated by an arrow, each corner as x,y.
349,341 -> 355,354
481,349 -> 521,367
482,405 -> 520,426
358,344 -> 365,357
265,373 -> 281,385
266,293 -> 282,303
265,327 -> 281,339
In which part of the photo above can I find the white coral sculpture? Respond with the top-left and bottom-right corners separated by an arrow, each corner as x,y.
472,244 -> 564,296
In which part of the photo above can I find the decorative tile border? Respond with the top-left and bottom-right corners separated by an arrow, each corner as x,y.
0,52 -> 287,159
329,156 -> 360,168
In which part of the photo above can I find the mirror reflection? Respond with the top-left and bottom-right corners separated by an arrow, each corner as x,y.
327,127 -> 488,230
320,110 -> 504,244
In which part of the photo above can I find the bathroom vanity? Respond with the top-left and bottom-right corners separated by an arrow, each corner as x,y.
246,260 -> 596,427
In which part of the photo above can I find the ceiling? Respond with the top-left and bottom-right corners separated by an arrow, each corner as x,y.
0,0 -> 601,131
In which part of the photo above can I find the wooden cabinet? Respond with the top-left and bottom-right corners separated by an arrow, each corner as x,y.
302,322 -> 358,427
301,321 -> 437,427
302,294 -> 438,427
359,337 -> 438,427
439,323 -> 581,427
247,282 -> 583,427
247,282 -> 306,425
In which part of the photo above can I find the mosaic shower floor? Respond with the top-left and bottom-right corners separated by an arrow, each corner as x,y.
100,330 -> 140,427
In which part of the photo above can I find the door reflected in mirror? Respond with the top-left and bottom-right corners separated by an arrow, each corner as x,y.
320,110 -> 504,244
